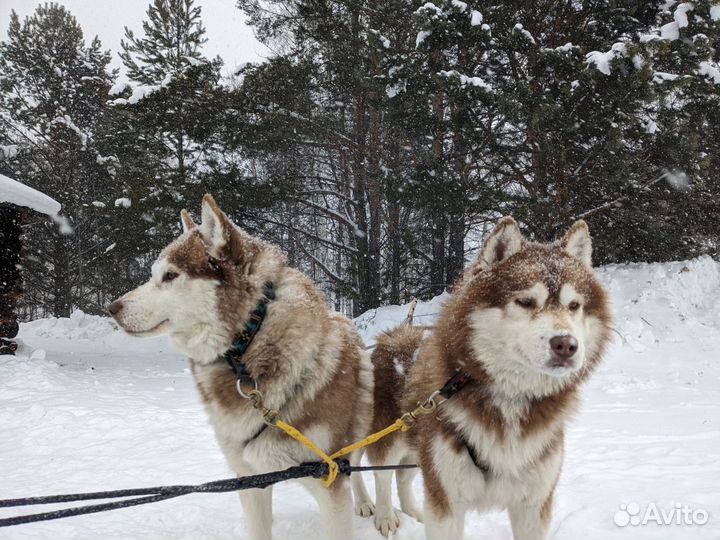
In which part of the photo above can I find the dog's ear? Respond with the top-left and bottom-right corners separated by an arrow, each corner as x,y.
560,220 -> 592,267
180,209 -> 195,233
199,194 -> 233,256
475,216 -> 524,271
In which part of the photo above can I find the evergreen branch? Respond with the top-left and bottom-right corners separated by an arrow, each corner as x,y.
261,216 -> 358,254
573,173 -> 669,221
294,239 -> 358,293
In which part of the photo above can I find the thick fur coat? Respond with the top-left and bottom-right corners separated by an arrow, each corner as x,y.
110,195 -> 374,540
368,217 -> 613,540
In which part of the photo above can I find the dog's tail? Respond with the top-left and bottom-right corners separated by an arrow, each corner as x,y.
368,323 -> 426,443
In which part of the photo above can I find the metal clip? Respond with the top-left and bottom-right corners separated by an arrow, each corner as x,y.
236,380 -> 280,426
398,394 -> 438,431
242,387 -> 280,426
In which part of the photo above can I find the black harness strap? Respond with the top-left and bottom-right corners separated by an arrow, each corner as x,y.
223,282 -> 275,384
0,461 -> 421,528
219,282 -> 275,445
461,436 -> 490,473
246,423 -> 268,444
437,369 -> 474,400
436,369 -> 491,474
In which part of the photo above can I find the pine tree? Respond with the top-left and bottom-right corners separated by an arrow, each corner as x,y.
110,0 -> 223,259
236,0 -> 720,310
408,0 -> 720,264
0,4 -> 118,317
119,0 -> 208,85
238,1 -> 369,314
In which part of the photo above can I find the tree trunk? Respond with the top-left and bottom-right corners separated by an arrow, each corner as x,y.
429,50 -> 446,296
365,50 -> 383,309
348,6 -> 375,317
0,205 -> 22,354
387,135 -> 402,305
176,108 -> 186,184
53,230 -> 72,318
447,90 -> 468,287
447,214 -> 464,288
430,214 -> 446,295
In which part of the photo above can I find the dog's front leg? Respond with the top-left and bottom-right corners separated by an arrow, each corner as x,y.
373,469 -> 399,536
424,503 -> 465,540
507,494 -> 552,540
349,450 -> 375,517
397,463 -> 423,522
301,477 -> 353,540
239,485 -> 273,540
509,438 -> 561,540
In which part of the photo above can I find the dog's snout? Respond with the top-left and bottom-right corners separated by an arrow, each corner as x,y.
107,300 -> 124,316
549,335 -> 578,359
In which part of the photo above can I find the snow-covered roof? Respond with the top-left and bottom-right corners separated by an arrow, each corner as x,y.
0,173 -> 61,216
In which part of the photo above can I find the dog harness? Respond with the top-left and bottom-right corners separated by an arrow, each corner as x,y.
222,281 -> 275,385
458,431 -> 490,473
219,287 -> 491,474
221,282 -> 275,443
435,370 -> 491,474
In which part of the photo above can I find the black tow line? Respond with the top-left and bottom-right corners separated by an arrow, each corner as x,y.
0,370 -> 477,528
0,461 -> 416,528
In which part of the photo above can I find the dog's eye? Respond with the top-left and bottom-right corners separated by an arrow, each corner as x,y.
568,301 -> 581,312
162,271 -> 179,283
515,298 -> 536,309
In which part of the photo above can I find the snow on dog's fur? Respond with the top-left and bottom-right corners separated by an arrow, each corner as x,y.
367,217 -> 613,540
109,194 -> 374,540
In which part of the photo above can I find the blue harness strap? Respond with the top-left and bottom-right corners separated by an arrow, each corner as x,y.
223,282 -> 275,382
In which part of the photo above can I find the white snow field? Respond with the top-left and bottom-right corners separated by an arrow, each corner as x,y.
1,257 -> 719,539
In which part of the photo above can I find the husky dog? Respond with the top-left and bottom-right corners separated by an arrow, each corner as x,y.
108,195 -> 374,540
367,217 -> 613,539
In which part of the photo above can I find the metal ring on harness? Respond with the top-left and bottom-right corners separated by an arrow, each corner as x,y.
419,397 -> 438,413
236,377 -> 258,400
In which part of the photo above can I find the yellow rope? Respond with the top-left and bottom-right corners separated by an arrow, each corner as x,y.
243,385 -> 436,487
272,400 -> 436,486
273,418 -> 412,487
329,418 -> 409,461
241,299 -> 431,487
274,421 -> 339,487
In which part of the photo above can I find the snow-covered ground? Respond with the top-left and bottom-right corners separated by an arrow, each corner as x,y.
1,257 -> 719,539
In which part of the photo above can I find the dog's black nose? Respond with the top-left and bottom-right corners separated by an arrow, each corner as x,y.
550,335 -> 578,359
107,300 -> 123,316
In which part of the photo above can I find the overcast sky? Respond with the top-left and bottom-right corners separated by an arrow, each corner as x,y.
0,0 -> 271,80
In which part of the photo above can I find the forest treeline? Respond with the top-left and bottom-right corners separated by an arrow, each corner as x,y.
1,0 -> 719,318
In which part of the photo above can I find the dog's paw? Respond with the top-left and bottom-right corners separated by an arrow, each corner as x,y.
355,500 -> 375,517
374,511 -> 400,537
402,505 -> 423,523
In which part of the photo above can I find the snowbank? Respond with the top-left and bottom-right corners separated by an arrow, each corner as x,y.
22,310 -> 118,341
599,256 -> 719,350
354,291 -> 448,345
357,255 -> 720,349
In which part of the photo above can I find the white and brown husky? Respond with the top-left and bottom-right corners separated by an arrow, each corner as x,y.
108,194 -> 374,540
367,217 -> 613,539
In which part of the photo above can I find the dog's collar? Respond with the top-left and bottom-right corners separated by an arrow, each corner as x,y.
222,282 -> 275,382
